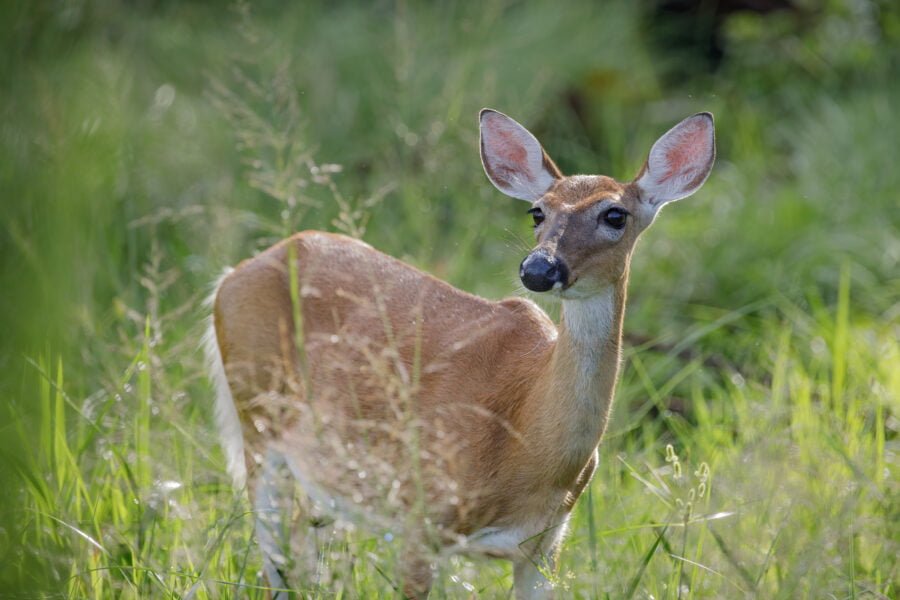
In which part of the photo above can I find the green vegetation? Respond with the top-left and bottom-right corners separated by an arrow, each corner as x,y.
1,1 -> 897,597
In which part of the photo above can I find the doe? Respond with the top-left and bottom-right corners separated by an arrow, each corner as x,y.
206,109 -> 715,598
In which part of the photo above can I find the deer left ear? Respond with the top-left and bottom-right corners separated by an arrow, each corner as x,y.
634,112 -> 715,217
480,109 -> 562,202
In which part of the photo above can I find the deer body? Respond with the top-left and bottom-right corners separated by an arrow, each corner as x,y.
206,110 -> 715,598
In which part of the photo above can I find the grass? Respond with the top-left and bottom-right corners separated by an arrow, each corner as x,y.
1,1 -> 897,597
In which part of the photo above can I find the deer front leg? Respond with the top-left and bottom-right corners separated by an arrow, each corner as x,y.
514,560 -> 554,599
512,532 -> 563,600
513,449 -> 598,599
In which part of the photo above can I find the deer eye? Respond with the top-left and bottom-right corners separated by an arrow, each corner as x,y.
528,207 -> 545,228
602,207 -> 628,230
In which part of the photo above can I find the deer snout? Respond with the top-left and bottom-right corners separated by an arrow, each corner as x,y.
519,250 -> 570,292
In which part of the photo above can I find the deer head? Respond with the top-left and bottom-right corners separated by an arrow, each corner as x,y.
480,109 -> 716,298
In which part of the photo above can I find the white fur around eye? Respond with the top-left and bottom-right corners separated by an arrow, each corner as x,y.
597,220 -> 626,241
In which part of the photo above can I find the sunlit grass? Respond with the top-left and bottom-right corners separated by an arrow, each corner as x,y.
13,288 -> 895,597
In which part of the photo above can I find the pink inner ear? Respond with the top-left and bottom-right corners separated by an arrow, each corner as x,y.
490,121 -> 528,167
660,120 -> 710,183
481,110 -> 558,200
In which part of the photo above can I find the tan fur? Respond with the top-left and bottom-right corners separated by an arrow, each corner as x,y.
214,232 -> 588,528
210,112 -> 714,598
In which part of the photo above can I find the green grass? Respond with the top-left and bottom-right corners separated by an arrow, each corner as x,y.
1,1 -> 897,597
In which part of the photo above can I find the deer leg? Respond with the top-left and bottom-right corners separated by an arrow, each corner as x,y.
399,546 -> 435,600
251,448 -> 296,599
512,514 -> 572,600
513,553 -> 557,600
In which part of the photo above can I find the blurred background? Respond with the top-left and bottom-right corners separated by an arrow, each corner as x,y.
0,0 -> 897,597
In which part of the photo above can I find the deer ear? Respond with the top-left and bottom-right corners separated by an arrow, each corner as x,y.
480,109 -> 562,202
634,112 -> 715,215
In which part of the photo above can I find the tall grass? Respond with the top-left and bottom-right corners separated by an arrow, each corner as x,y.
1,1 -> 897,597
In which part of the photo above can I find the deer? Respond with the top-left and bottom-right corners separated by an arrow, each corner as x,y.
204,108 -> 715,599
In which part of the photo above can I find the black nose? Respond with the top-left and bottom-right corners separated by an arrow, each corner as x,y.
519,250 -> 569,292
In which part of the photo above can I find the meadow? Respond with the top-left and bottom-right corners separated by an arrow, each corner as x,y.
0,1 -> 897,597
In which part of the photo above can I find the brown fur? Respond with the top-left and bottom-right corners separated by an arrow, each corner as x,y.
215,213 -> 624,594
211,111 -> 714,598
214,231 -> 590,530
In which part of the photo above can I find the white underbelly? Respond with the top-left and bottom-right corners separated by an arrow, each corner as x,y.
450,518 -> 569,560
269,443 -> 572,560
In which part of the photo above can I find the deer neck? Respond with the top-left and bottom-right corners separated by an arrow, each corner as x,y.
556,278 -> 627,432
527,274 -> 628,480
560,283 -> 624,358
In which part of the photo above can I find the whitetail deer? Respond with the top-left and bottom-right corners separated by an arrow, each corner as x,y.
205,109 -> 715,598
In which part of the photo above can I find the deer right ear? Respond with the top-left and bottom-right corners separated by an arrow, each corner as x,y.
479,109 -> 561,202
634,112 -> 716,216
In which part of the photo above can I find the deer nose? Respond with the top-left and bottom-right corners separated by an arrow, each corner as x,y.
520,250 -> 569,292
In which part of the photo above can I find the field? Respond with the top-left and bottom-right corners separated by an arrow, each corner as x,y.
0,1 -> 897,597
